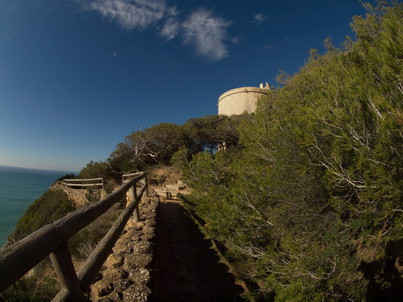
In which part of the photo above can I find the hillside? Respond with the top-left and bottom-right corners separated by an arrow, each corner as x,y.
2,2 -> 402,301
173,2 -> 403,301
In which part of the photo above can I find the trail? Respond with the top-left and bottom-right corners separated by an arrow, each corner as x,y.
149,200 -> 244,302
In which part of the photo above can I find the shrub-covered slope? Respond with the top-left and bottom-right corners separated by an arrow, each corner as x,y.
8,189 -> 75,244
4,2 -> 401,301
174,2 -> 403,301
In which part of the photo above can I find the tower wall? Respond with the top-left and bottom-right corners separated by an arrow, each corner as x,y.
218,87 -> 269,115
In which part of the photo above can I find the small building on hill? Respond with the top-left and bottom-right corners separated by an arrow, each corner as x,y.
218,83 -> 270,115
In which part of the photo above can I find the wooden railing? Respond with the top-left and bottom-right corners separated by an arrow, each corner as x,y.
62,178 -> 104,190
122,172 -> 142,183
0,172 -> 147,301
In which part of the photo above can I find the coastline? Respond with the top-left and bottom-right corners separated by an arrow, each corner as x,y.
0,165 -> 77,247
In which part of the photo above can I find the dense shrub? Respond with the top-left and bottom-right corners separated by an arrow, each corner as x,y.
68,202 -> 123,259
108,115 -> 247,172
0,275 -> 59,302
79,160 -> 111,179
175,2 -> 403,301
9,189 -> 75,243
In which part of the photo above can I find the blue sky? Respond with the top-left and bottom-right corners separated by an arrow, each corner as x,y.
0,0 -> 370,171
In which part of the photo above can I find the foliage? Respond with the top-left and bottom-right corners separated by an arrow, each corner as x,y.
182,114 -> 248,153
9,189 -> 75,243
79,160 -> 111,179
68,202 -> 123,258
7,3 -> 400,301
109,115 -> 247,172
109,123 -> 186,170
175,2 -> 403,301
85,188 -> 102,203
0,275 -> 59,302
3,186 -> 121,301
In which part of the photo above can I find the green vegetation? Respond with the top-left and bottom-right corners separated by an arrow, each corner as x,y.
9,189 -> 75,244
3,178 -> 122,302
108,114 -> 246,172
79,160 -> 111,179
173,2 -> 403,301
3,2 -> 401,301
0,274 -> 59,302
71,115 -> 244,187
68,202 -> 124,259
3,190 -> 74,302
71,3 -> 402,300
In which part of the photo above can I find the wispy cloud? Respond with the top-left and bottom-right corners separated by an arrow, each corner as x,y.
5,5 -> 16,13
81,0 -> 171,30
182,9 -> 231,61
79,1 -> 233,61
160,17 -> 179,40
253,13 -> 267,25
284,37 -> 296,42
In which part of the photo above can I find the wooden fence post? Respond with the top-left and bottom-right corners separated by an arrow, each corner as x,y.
50,243 -> 86,301
142,176 -> 149,197
128,185 -> 140,222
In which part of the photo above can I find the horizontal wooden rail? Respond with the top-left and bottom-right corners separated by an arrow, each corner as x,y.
62,178 -> 103,190
122,172 -> 139,183
123,172 -> 149,198
0,172 -> 147,301
63,178 -> 103,182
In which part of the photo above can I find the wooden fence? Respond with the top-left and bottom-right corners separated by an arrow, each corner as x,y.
62,178 -> 103,190
122,172 -> 143,184
0,172 -> 147,301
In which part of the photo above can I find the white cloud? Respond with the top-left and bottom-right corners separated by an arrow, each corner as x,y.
81,0 -> 172,30
79,1 -> 234,61
5,5 -> 16,13
253,13 -> 267,25
182,9 -> 231,61
160,17 -> 179,40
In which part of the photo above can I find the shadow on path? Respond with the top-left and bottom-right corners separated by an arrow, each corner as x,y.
149,201 -> 244,302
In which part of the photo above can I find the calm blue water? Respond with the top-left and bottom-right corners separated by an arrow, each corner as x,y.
0,165 -> 76,247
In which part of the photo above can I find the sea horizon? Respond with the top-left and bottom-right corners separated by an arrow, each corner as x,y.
0,164 -> 79,174
0,165 -> 77,247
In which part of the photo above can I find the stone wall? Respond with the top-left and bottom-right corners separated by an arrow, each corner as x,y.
89,192 -> 159,302
52,182 -> 108,208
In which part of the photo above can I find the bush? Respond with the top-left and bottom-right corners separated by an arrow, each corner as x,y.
177,2 -> 403,300
79,160 -> 111,179
108,115 -> 248,172
68,202 -> 123,259
9,189 -> 75,243
0,275 -> 59,302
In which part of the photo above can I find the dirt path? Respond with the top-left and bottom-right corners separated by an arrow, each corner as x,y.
149,200 -> 244,302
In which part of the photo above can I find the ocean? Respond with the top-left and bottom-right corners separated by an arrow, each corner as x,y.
0,165 -> 76,247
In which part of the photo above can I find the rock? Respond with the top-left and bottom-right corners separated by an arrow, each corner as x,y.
107,254 -> 124,268
98,282 -> 114,297
136,221 -> 145,228
89,194 -> 159,301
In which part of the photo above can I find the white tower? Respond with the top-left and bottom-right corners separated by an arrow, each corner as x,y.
218,83 -> 270,115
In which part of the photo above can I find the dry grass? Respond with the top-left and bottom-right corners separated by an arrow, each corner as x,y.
147,165 -> 183,187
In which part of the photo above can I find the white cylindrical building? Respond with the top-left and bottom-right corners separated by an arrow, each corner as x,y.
218,83 -> 270,115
